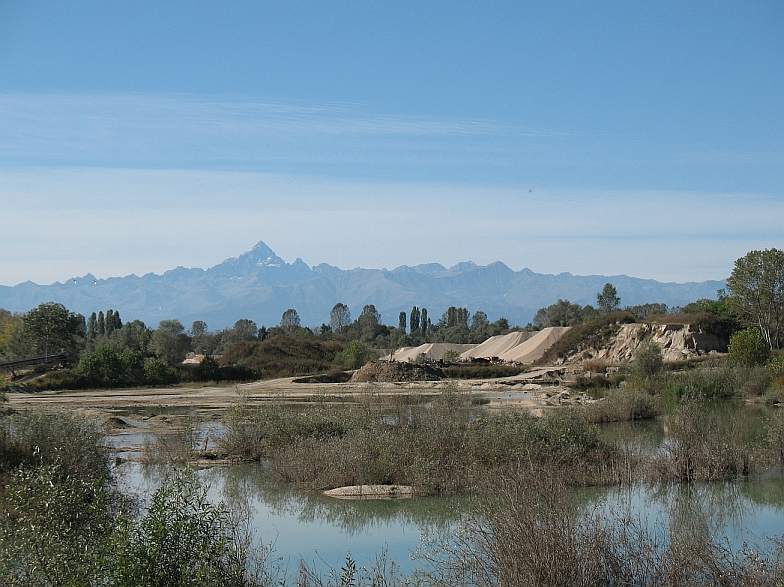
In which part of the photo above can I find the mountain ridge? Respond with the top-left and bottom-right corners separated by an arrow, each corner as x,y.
0,241 -> 725,329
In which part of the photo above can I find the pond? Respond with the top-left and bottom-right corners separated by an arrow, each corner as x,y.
115,461 -> 784,579
116,462 -> 471,577
111,402 -> 784,579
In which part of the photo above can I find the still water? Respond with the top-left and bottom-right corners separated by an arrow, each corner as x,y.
116,460 -> 784,578
112,404 -> 784,577
116,462 -> 470,576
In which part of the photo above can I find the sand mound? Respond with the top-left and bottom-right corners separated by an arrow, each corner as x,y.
383,343 -> 476,362
324,484 -> 415,499
460,331 -> 534,359
499,327 -> 571,363
351,361 -> 444,382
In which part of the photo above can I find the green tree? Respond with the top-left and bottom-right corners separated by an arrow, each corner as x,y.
106,309 -> 116,336
190,320 -> 208,336
410,306 -> 420,333
726,248 -> 784,349
280,308 -> 301,333
421,308 -> 429,336
86,312 -> 97,340
78,346 -> 125,386
533,299 -> 589,328
630,338 -> 663,379
471,311 -> 488,330
333,340 -> 375,370
597,283 -> 620,314
97,311 -> 105,337
398,311 -> 407,333
23,302 -> 84,358
149,319 -> 191,365
329,303 -> 351,333
144,357 -> 174,385
358,304 -> 381,341
231,319 -> 258,340
728,328 -> 771,367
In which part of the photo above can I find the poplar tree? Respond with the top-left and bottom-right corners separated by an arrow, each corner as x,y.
410,306 -> 420,333
97,311 -> 105,337
86,312 -> 97,340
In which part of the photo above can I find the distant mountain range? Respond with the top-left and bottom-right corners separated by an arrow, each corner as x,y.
0,241 -> 725,330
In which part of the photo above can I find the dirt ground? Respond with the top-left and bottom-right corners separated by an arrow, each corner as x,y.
5,366 -> 575,419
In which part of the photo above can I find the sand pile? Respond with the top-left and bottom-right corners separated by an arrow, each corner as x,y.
350,361 -> 445,382
499,327 -> 571,363
383,343 -> 476,362
460,331 -> 534,359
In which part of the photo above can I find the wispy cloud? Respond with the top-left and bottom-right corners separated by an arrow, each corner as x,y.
1,167 -> 780,286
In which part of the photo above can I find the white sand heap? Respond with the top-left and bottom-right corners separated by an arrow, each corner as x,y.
498,327 -> 570,363
382,343 -> 476,362
460,331 -> 535,360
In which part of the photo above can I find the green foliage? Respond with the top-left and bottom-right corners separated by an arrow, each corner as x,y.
144,356 -> 176,385
333,340 -> 376,370
221,335 -> 344,379
0,464 -> 114,586
441,349 -> 461,362
111,471 -> 258,587
533,299 -> 596,328
657,361 -> 771,400
597,282 -> 620,313
630,339 -> 664,379
683,296 -> 734,317
22,301 -> 85,358
149,319 -> 191,365
726,248 -> 784,349
4,410 -> 109,481
729,327 -> 771,367
196,354 -> 221,381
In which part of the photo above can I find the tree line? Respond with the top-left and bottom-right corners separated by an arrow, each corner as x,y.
2,247 -> 782,389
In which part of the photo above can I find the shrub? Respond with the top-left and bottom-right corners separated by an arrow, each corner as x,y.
729,328 -> 771,367
144,356 -> 176,385
111,470 -> 257,587
7,410 -> 109,482
629,339 -> 664,380
0,464 -> 114,586
333,340 -> 376,370
581,390 -> 659,423
441,349 -> 461,363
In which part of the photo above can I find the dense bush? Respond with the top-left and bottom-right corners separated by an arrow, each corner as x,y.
581,390 -> 659,423
111,471 -> 257,587
220,336 -> 345,379
729,328 -> 771,367
220,392 -> 621,493
628,339 -> 664,380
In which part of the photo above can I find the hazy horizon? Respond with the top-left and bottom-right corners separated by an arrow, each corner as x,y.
1,3 -> 781,286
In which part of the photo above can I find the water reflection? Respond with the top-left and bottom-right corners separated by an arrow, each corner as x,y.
116,461 -> 469,575
586,476 -> 784,549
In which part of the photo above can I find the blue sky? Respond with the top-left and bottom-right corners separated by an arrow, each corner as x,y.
1,1 -> 782,285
